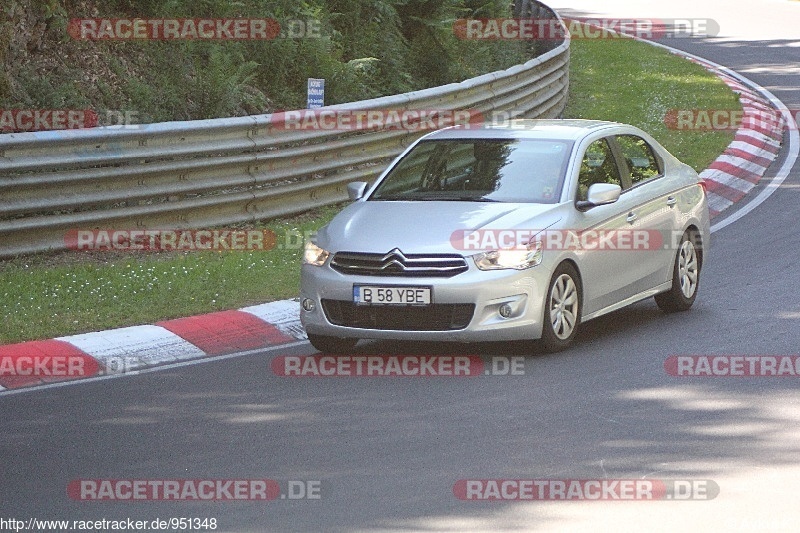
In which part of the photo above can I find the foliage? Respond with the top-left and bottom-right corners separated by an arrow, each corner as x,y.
1,0 -> 530,120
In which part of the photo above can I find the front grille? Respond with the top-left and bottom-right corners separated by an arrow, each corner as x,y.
330,248 -> 468,278
322,300 -> 475,331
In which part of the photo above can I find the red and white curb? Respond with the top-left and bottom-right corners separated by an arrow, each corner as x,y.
634,37 -> 797,234
0,300 -> 304,392
574,21 -> 789,220
685,56 -> 786,218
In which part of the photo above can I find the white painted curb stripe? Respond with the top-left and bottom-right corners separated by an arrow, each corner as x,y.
706,192 -> 735,212
727,140 -> 779,157
703,168 -> 762,194
735,129 -> 782,149
58,325 -> 207,371
240,300 -> 306,340
740,97 -> 778,113
709,154 -> 772,177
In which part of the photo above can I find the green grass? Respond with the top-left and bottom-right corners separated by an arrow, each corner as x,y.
0,36 -> 741,344
0,205 -> 342,344
565,37 -> 740,171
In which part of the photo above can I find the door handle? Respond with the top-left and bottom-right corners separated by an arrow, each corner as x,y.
666,196 -> 677,207
626,212 -> 637,224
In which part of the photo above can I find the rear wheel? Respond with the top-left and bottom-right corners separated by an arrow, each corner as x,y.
655,230 -> 700,312
307,333 -> 359,354
540,262 -> 582,353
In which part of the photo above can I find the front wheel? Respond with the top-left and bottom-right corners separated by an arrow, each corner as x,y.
655,230 -> 701,313
306,333 -> 359,354
540,262 -> 582,353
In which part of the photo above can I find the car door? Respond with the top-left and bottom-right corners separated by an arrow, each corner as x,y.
610,133 -> 677,291
572,136 -> 644,317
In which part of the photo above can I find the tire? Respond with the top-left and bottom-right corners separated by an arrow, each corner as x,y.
540,262 -> 582,353
307,333 -> 359,354
655,230 -> 701,313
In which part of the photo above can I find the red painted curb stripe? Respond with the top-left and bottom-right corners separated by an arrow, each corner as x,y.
741,99 -> 776,114
740,118 -> 783,139
707,161 -> 764,183
157,310 -> 293,356
723,148 -> 774,168
703,179 -> 747,203
734,133 -> 781,153
0,340 -> 100,389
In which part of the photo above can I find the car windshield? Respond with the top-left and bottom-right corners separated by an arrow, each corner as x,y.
370,138 -> 573,203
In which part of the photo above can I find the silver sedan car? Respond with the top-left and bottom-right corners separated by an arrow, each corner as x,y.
300,119 -> 709,352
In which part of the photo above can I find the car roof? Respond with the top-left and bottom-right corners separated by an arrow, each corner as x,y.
423,119 -> 625,141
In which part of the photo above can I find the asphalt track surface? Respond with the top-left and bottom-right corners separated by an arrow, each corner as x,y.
2,1 -> 799,531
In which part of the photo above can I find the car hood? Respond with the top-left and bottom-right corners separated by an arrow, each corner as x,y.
316,200 -> 563,254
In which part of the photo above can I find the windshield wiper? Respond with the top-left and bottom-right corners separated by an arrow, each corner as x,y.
372,194 -> 412,200
373,194 -> 500,202
431,196 -> 500,202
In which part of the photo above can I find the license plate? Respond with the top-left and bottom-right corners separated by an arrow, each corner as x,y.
354,286 -> 431,306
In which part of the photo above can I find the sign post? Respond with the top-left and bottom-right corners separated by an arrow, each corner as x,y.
307,78 -> 325,109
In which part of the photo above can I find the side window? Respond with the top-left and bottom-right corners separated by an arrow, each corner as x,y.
577,138 -> 621,201
616,134 -> 661,184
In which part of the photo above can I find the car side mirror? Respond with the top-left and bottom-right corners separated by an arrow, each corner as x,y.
347,181 -> 368,201
576,183 -> 622,211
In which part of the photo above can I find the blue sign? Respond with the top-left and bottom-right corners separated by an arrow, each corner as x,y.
307,78 -> 325,109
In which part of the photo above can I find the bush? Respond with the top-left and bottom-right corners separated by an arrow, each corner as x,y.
1,0 -> 530,120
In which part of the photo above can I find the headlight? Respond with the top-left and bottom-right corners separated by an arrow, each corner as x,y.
303,241 -> 330,266
473,240 -> 543,270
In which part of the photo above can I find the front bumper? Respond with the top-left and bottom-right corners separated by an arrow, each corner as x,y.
300,261 -> 551,342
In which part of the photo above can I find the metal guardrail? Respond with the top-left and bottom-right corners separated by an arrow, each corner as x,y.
0,2 -> 569,257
